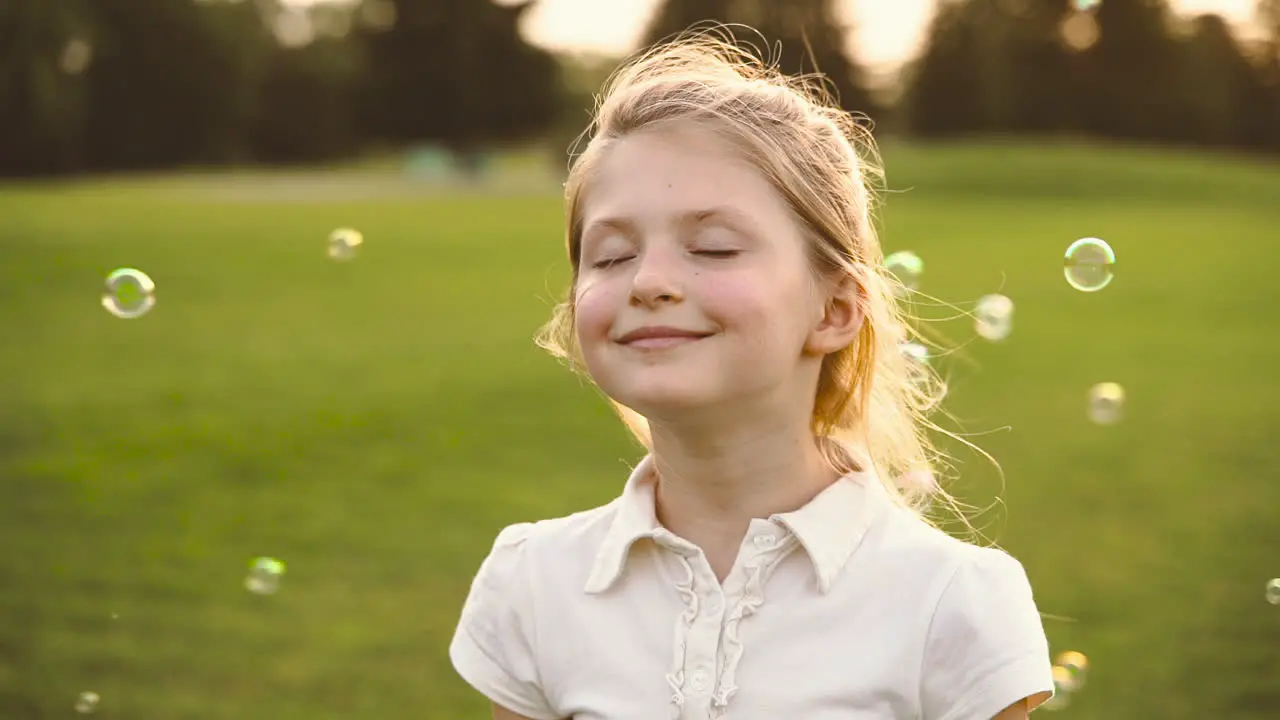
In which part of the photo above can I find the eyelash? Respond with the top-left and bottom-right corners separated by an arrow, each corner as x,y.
590,249 -> 739,269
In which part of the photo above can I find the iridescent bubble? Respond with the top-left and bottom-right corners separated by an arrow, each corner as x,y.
1060,13 -> 1100,51
1041,667 -> 1073,710
1054,650 -> 1089,692
1064,237 -> 1115,292
328,228 -> 363,261
75,691 -> 99,714
101,268 -> 156,319
244,557 -> 286,596
1266,578 -> 1280,605
974,294 -> 1014,341
884,251 -> 923,295
900,341 -> 930,366
59,38 -> 93,76
1088,382 -> 1125,425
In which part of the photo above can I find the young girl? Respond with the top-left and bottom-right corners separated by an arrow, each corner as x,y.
449,30 -> 1054,720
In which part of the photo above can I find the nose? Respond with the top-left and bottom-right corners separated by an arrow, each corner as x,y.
629,246 -> 684,308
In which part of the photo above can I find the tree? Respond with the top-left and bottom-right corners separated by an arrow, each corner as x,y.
356,0 -> 561,156
641,0 -> 734,46
750,0 -> 879,121
641,0 -> 878,122
1177,14 -> 1262,149
1075,0 -> 1188,143
0,0 -> 94,176
78,0 -> 271,170
1253,0 -> 1280,150
901,0 -> 986,137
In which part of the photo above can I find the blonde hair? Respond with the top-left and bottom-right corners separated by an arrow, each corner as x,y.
536,28 -> 956,517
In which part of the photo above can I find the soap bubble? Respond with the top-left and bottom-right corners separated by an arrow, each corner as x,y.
1064,237 -> 1115,292
900,341 -> 930,366
884,251 -> 923,295
1041,667 -> 1074,710
75,691 -> 99,714
974,294 -> 1014,341
1088,382 -> 1125,425
1054,650 -> 1089,692
328,228 -> 363,261
244,557 -> 286,595
101,268 -> 156,319
1061,13 -> 1100,51
59,39 -> 93,76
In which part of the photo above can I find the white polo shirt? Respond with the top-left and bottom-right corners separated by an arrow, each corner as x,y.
450,456 -> 1054,719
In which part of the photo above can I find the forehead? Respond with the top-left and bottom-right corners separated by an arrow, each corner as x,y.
580,124 -> 794,231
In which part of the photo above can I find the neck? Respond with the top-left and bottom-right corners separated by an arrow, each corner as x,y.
648,414 -> 839,559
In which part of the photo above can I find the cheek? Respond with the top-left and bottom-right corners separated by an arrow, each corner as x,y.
573,276 -> 618,342
698,272 -> 796,344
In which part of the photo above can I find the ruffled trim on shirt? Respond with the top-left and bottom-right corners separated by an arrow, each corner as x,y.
710,560 -> 766,714
665,553 -> 698,716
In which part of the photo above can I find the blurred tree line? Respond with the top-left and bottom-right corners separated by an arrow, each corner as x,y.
0,0 -> 561,176
1,0 -> 1278,178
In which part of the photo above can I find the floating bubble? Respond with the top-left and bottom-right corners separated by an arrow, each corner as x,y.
75,691 -> 99,714
59,39 -> 93,76
1088,382 -> 1125,425
1061,13 -> 1100,51
974,294 -> 1014,341
328,228 -> 363,261
1064,237 -> 1115,292
900,341 -> 930,366
244,557 -> 286,596
1054,650 -> 1089,692
884,251 -> 923,295
102,268 -> 156,319
1267,578 -> 1280,605
1041,667 -> 1074,710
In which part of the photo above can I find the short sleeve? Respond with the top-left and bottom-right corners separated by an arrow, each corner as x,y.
920,547 -> 1055,720
449,523 -> 558,720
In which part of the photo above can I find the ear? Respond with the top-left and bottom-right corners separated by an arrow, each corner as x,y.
804,275 -> 864,356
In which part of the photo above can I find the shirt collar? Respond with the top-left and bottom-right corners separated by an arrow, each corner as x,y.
584,454 -> 894,595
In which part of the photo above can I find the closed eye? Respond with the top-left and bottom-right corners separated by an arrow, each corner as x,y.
694,250 -> 740,259
591,256 -> 634,269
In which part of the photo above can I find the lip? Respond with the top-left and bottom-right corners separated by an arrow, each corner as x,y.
615,326 -> 714,345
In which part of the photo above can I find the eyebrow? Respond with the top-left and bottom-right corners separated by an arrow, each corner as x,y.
582,206 -> 750,237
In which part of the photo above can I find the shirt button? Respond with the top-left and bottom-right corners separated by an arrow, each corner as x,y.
753,534 -> 777,549
705,594 -> 722,613
690,669 -> 710,691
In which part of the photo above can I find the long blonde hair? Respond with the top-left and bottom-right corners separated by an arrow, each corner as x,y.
536,28 -> 956,517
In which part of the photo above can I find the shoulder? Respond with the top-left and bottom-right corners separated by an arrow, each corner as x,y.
474,499 -> 624,585
875,513 -> 1041,630
867,507 -> 1022,588
902,519 -> 1054,719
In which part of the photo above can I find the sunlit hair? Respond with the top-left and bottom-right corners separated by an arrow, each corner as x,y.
535,26 -> 962,518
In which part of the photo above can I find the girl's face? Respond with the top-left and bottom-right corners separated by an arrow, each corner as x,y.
573,122 -> 847,424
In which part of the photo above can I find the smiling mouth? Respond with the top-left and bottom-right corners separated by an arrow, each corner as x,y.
621,335 -> 708,349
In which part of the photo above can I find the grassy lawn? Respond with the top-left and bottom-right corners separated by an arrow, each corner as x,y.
0,140 -> 1277,719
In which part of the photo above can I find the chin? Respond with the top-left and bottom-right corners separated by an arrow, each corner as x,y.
602,378 -> 722,417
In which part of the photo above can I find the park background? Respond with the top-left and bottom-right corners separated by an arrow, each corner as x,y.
2,0 -> 1279,718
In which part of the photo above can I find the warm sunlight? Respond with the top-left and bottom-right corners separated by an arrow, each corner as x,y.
285,0 -> 1262,69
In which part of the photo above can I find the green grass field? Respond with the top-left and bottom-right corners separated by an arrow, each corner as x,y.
1,141 -> 1278,719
